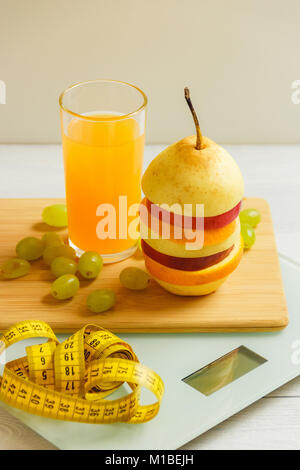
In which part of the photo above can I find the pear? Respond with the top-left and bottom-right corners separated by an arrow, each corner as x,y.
141,88 -> 244,296
142,90 -> 244,217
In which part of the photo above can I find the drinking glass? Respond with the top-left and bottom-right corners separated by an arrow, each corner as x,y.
59,80 -> 147,263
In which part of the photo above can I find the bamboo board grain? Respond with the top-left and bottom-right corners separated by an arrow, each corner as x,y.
0,197 -> 288,333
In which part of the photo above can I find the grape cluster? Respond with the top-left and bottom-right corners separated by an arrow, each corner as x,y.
1,204 -> 150,314
239,208 -> 261,249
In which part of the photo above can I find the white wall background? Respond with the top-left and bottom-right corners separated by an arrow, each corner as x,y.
0,0 -> 299,144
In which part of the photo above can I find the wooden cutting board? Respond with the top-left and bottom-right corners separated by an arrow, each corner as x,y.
0,197 -> 288,333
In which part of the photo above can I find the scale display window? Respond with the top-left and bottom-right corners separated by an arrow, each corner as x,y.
183,346 -> 267,396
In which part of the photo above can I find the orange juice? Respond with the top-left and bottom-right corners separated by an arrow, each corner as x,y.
62,114 -> 144,256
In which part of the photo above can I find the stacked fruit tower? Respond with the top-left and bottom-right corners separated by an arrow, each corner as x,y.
140,89 -> 244,296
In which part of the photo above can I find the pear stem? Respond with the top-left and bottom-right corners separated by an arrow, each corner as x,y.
184,87 -> 203,150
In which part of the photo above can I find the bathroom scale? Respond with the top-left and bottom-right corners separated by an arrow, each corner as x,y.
0,254 -> 299,450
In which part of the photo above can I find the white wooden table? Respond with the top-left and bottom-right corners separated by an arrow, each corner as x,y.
0,143 -> 299,450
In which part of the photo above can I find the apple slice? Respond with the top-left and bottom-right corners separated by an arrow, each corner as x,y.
142,239 -> 233,271
144,198 -> 242,230
144,237 -> 243,286
140,198 -> 238,247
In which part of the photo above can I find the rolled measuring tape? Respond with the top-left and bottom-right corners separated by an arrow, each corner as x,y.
0,320 -> 164,424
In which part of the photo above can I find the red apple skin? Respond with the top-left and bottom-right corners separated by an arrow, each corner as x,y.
141,239 -> 234,271
144,198 -> 242,230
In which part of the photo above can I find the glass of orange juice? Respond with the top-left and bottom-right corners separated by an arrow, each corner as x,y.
59,80 -> 147,263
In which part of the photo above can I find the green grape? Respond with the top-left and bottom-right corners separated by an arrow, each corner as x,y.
41,232 -> 62,248
87,289 -> 116,313
42,204 -> 68,227
119,267 -> 150,290
78,251 -> 103,279
51,257 -> 77,278
43,244 -> 76,266
16,237 -> 44,261
241,222 -> 256,249
51,274 -> 79,300
1,258 -> 31,279
239,208 -> 261,228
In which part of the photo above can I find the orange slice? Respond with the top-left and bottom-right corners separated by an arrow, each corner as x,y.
144,236 -> 243,286
140,219 -> 241,258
